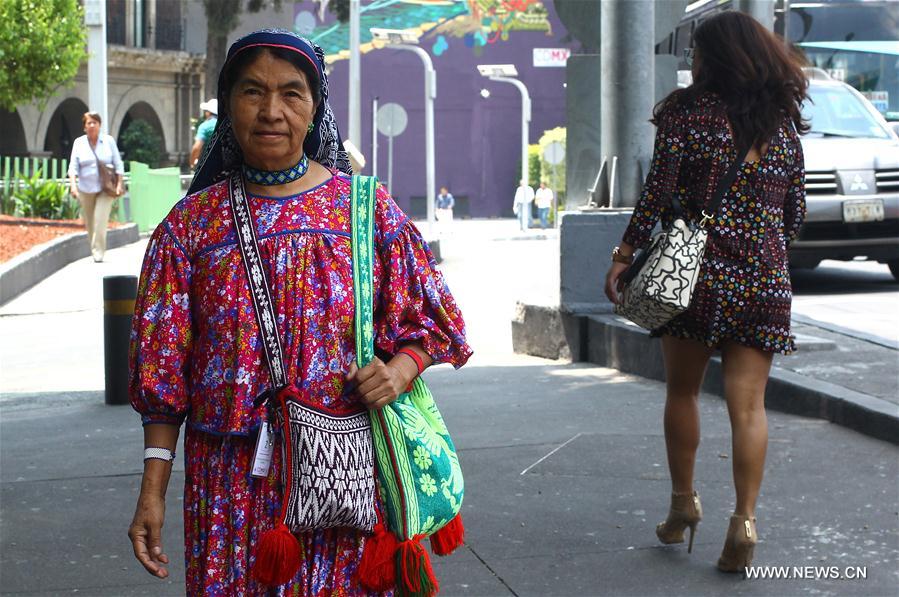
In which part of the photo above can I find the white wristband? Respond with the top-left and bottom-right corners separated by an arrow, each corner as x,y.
144,447 -> 176,463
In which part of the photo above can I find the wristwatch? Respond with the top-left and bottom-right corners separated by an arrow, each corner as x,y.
611,246 -> 634,265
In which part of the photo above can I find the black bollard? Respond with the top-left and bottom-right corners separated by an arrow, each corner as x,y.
103,275 -> 138,405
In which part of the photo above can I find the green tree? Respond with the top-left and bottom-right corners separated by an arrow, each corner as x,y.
537,127 -> 566,196
0,0 -> 87,111
202,0 -> 283,101
119,120 -> 163,168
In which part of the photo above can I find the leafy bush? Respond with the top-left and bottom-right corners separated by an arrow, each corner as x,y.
0,187 -> 15,215
13,170 -> 79,219
119,119 -> 163,167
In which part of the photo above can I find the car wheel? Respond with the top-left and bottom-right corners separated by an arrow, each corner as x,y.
889,260 -> 899,282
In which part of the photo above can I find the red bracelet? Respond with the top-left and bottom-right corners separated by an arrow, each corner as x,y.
397,347 -> 425,376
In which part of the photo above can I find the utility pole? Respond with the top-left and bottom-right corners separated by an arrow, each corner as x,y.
348,0 -> 361,147
738,0 -> 776,30
84,0 -> 109,134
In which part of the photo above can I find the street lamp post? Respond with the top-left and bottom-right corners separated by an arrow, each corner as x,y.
478,64 -> 531,190
348,0 -> 361,147
371,29 -> 437,234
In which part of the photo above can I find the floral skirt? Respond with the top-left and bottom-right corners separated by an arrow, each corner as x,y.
183,425 -> 387,596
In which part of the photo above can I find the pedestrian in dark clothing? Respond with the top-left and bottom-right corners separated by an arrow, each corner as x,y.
604,11 -> 808,572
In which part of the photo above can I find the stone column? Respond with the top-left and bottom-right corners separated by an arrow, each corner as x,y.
738,0 -> 776,30
600,0 -> 656,207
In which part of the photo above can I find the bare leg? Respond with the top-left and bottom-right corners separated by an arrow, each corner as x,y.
720,341 -> 773,517
661,335 -> 713,494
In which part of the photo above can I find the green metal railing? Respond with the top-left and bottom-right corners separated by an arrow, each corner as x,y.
1,155 -> 69,194
127,161 -> 183,233
2,156 -> 185,230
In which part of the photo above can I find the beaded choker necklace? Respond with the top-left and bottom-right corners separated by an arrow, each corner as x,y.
243,154 -> 309,186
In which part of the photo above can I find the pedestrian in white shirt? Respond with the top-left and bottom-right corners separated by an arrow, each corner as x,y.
68,111 -> 125,262
535,181 -> 554,229
513,179 -> 535,231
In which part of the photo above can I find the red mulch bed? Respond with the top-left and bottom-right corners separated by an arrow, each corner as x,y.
0,215 -> 122,264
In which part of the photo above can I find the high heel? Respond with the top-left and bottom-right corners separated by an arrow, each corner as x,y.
717,515 -> 758,573
656,491 -> 702,553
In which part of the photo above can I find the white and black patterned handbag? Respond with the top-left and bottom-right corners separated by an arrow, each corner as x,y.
615,145 -> 749,330
230,173 -> 376,532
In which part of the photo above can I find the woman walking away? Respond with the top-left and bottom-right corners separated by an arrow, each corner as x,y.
127,29 -> 471,595
68,111 -> 124,262
604,11 -> 807,572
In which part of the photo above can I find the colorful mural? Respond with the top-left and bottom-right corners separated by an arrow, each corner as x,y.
292,0 -> 552,63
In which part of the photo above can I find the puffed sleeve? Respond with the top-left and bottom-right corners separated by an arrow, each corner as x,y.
374,187 -> 472,368
129,220 -> 193,426
622,107 -> 686,248
783,136 -> 806,245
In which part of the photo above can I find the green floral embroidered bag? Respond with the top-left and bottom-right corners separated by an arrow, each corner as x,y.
351,175 -> 465,597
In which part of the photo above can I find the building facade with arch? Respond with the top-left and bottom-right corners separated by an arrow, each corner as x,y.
2,0 -> 204,168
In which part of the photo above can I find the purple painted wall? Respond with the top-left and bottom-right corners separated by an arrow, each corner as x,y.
323,5 -> 574,218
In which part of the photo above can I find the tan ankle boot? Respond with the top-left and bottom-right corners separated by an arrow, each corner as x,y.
656,491 -> 703,553
717,515 -> 758,572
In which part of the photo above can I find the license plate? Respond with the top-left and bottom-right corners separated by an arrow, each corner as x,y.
842,200 -> 884,223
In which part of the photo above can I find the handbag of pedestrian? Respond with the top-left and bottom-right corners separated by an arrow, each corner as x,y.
89,144 -> 120,196
615,144 -> 749,330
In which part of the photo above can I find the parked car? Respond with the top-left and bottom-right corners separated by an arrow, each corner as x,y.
791,70 -> 899,280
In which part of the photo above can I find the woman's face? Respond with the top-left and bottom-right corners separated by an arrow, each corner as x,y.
228,51 -> 317,170
83,117 -> 100,139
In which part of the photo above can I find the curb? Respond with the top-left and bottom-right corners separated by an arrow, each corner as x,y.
0,223 -> 140,305
512,303 -> 899,445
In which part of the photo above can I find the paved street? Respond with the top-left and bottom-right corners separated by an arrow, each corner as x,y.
790,261 -> 899,349
1,221 -> 897,596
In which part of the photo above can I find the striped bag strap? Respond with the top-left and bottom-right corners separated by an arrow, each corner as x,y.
351,175 -> 378,367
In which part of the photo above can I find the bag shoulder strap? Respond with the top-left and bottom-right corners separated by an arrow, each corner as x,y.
350,175 -> 379,369
704,142 -> 750,219
230,173 -> 287,390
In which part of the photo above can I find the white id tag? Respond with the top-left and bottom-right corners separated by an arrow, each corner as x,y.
251,422 -> 274,478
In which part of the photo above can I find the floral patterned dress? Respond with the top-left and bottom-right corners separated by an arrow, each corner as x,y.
622,93 -> 807,354
129,171 -> 472,596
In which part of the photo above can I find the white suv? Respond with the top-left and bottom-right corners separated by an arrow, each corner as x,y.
790,73 -> 899,280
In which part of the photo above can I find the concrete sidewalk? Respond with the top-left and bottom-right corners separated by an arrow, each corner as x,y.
1,227 -> 897,596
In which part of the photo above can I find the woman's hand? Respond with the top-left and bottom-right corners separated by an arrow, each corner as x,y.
115,181 -> 124,197
128,491 -> 169,579
346,357 -> 410,410
604,261 -> 630,305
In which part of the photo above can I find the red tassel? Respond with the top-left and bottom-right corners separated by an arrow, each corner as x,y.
396,538 -> 438,597
430,514 -> 465,556
252,523 -> 301,586
358,522 -> 399,591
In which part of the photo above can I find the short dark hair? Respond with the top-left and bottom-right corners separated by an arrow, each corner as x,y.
82,111 -> 102,126
218,46 -> 321,116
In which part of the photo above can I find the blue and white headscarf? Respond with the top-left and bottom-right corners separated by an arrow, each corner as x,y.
188,29 -> 351,195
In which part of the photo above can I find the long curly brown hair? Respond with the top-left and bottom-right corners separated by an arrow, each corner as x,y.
654,11 -> 809,149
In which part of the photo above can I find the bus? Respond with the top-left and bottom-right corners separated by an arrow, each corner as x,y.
657,0 -> 899,118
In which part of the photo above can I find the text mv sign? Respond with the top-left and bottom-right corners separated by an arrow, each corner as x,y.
533,48 -> 571,68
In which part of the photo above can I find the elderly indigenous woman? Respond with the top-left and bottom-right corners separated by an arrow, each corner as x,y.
127,30 -> 471,595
